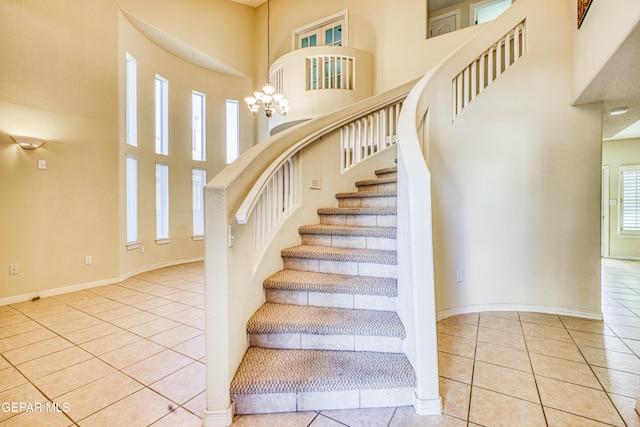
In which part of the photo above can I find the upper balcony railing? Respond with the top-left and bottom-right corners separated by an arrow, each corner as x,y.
268,46 -> 374,134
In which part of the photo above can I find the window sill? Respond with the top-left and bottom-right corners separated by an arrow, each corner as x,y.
126,242 -> 141,251
619,232 -> 640,239
155,239 -> 172,245
191,235 -> 204,241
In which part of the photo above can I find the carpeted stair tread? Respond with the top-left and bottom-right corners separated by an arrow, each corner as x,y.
264,270 -> 397,296
299,224 -> 396,239
281,245 -> 397,264
355,176 -> 397,187
317,206 -> 397,216
247,303 -> 405,337
375,166 -> 397,176
230,347 -> 416,395
335,190 -> 397,199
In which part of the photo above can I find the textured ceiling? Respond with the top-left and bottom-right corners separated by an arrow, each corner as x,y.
230,0 -> 265,7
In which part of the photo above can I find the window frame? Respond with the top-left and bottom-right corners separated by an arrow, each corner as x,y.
192,168 -> 207,238
192,91 -> 206,161
226,99 -> 240,164
155,163 -> 170,242
292,10 -> 348,50
469,0 -> 513,26
125,53 -> 138,147
619,165 -> 640,237
125,155 -> 138,245
155,75 -> 169,155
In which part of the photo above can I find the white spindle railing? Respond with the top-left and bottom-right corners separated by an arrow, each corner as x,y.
340,101 -> 402,172
237,153 -> 300,260
306,55 -> 355,91
452,21 -> 526,119
270,65 -> 285,95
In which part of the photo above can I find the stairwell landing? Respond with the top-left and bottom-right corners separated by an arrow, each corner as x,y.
230,165 -> 416,414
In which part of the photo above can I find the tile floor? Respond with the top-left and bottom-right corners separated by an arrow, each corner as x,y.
1,259 -> 640,426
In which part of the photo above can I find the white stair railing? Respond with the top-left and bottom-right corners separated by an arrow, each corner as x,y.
236,153 -> 300,261
340,101 -> 402,172
452,20 -> 526,120
306,55 -> 355,90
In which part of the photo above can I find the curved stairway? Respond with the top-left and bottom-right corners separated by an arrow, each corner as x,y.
230,166 -> 416,414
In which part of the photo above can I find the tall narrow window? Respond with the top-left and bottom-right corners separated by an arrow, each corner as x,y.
125,53 -> 138,147
621,166 -> 640,234
192,169 -> 206,237
155,75 -> 169,155
126,155 -> 138,244
192,91 -> 206,161
155,163 -> 170,241
226,100 -> 240,164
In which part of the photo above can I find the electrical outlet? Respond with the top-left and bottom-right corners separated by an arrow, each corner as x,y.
456,271 -> 463,282
85,256 -> 92,265
9,264 -> 18,275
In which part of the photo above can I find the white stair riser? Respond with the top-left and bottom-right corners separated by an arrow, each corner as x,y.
266,289 -> 396,311
249,333 -> 403,353
338,196 -> 397,208
357,182 -> 397,192
233,387 -> 413,414
300,234 -> 397,250
319,214 -> 397,227
283,258 -> 397,279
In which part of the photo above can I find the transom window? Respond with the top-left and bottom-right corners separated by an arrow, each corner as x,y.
295,11 -> 348,49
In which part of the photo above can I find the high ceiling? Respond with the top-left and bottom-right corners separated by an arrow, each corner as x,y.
230,0 -> 639,140
230,0 -> 265,7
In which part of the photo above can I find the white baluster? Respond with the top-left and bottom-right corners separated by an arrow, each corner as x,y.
505,31 -> 512,70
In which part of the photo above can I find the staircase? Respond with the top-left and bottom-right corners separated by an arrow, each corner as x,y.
230,165 -> 416,414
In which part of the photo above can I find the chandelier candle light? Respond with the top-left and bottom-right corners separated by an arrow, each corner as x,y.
245,0 -> 290,118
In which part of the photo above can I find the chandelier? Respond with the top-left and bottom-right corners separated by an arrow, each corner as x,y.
244,0 -> 290,118
245,83 -> 289,118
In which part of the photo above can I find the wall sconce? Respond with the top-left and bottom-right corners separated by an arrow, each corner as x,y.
11,135 -> 46,150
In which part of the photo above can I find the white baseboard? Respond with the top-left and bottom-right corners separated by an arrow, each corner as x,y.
203,405 -> 234,427
0,257 -> 203,307
437,304 -> 603,322
414,393 -> 442,415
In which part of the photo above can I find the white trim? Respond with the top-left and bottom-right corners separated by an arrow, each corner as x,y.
203,406 -> 234,427
291,9 -> 349,49
0,257 -> 203,307
413,393 -> 442,415
427,9 -> 460,38
602,166 -> 610,257
437,304 -> 603,321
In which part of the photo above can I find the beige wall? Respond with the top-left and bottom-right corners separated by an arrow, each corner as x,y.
118,12 -> 254,276
259,0 -> 482,95
0,0 -> 255,301
422,0 -> 603,318
0,0 -> 120,300
603,138 -> 640,259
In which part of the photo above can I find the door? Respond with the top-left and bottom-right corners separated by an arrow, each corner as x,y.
428,11 -> 459,38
